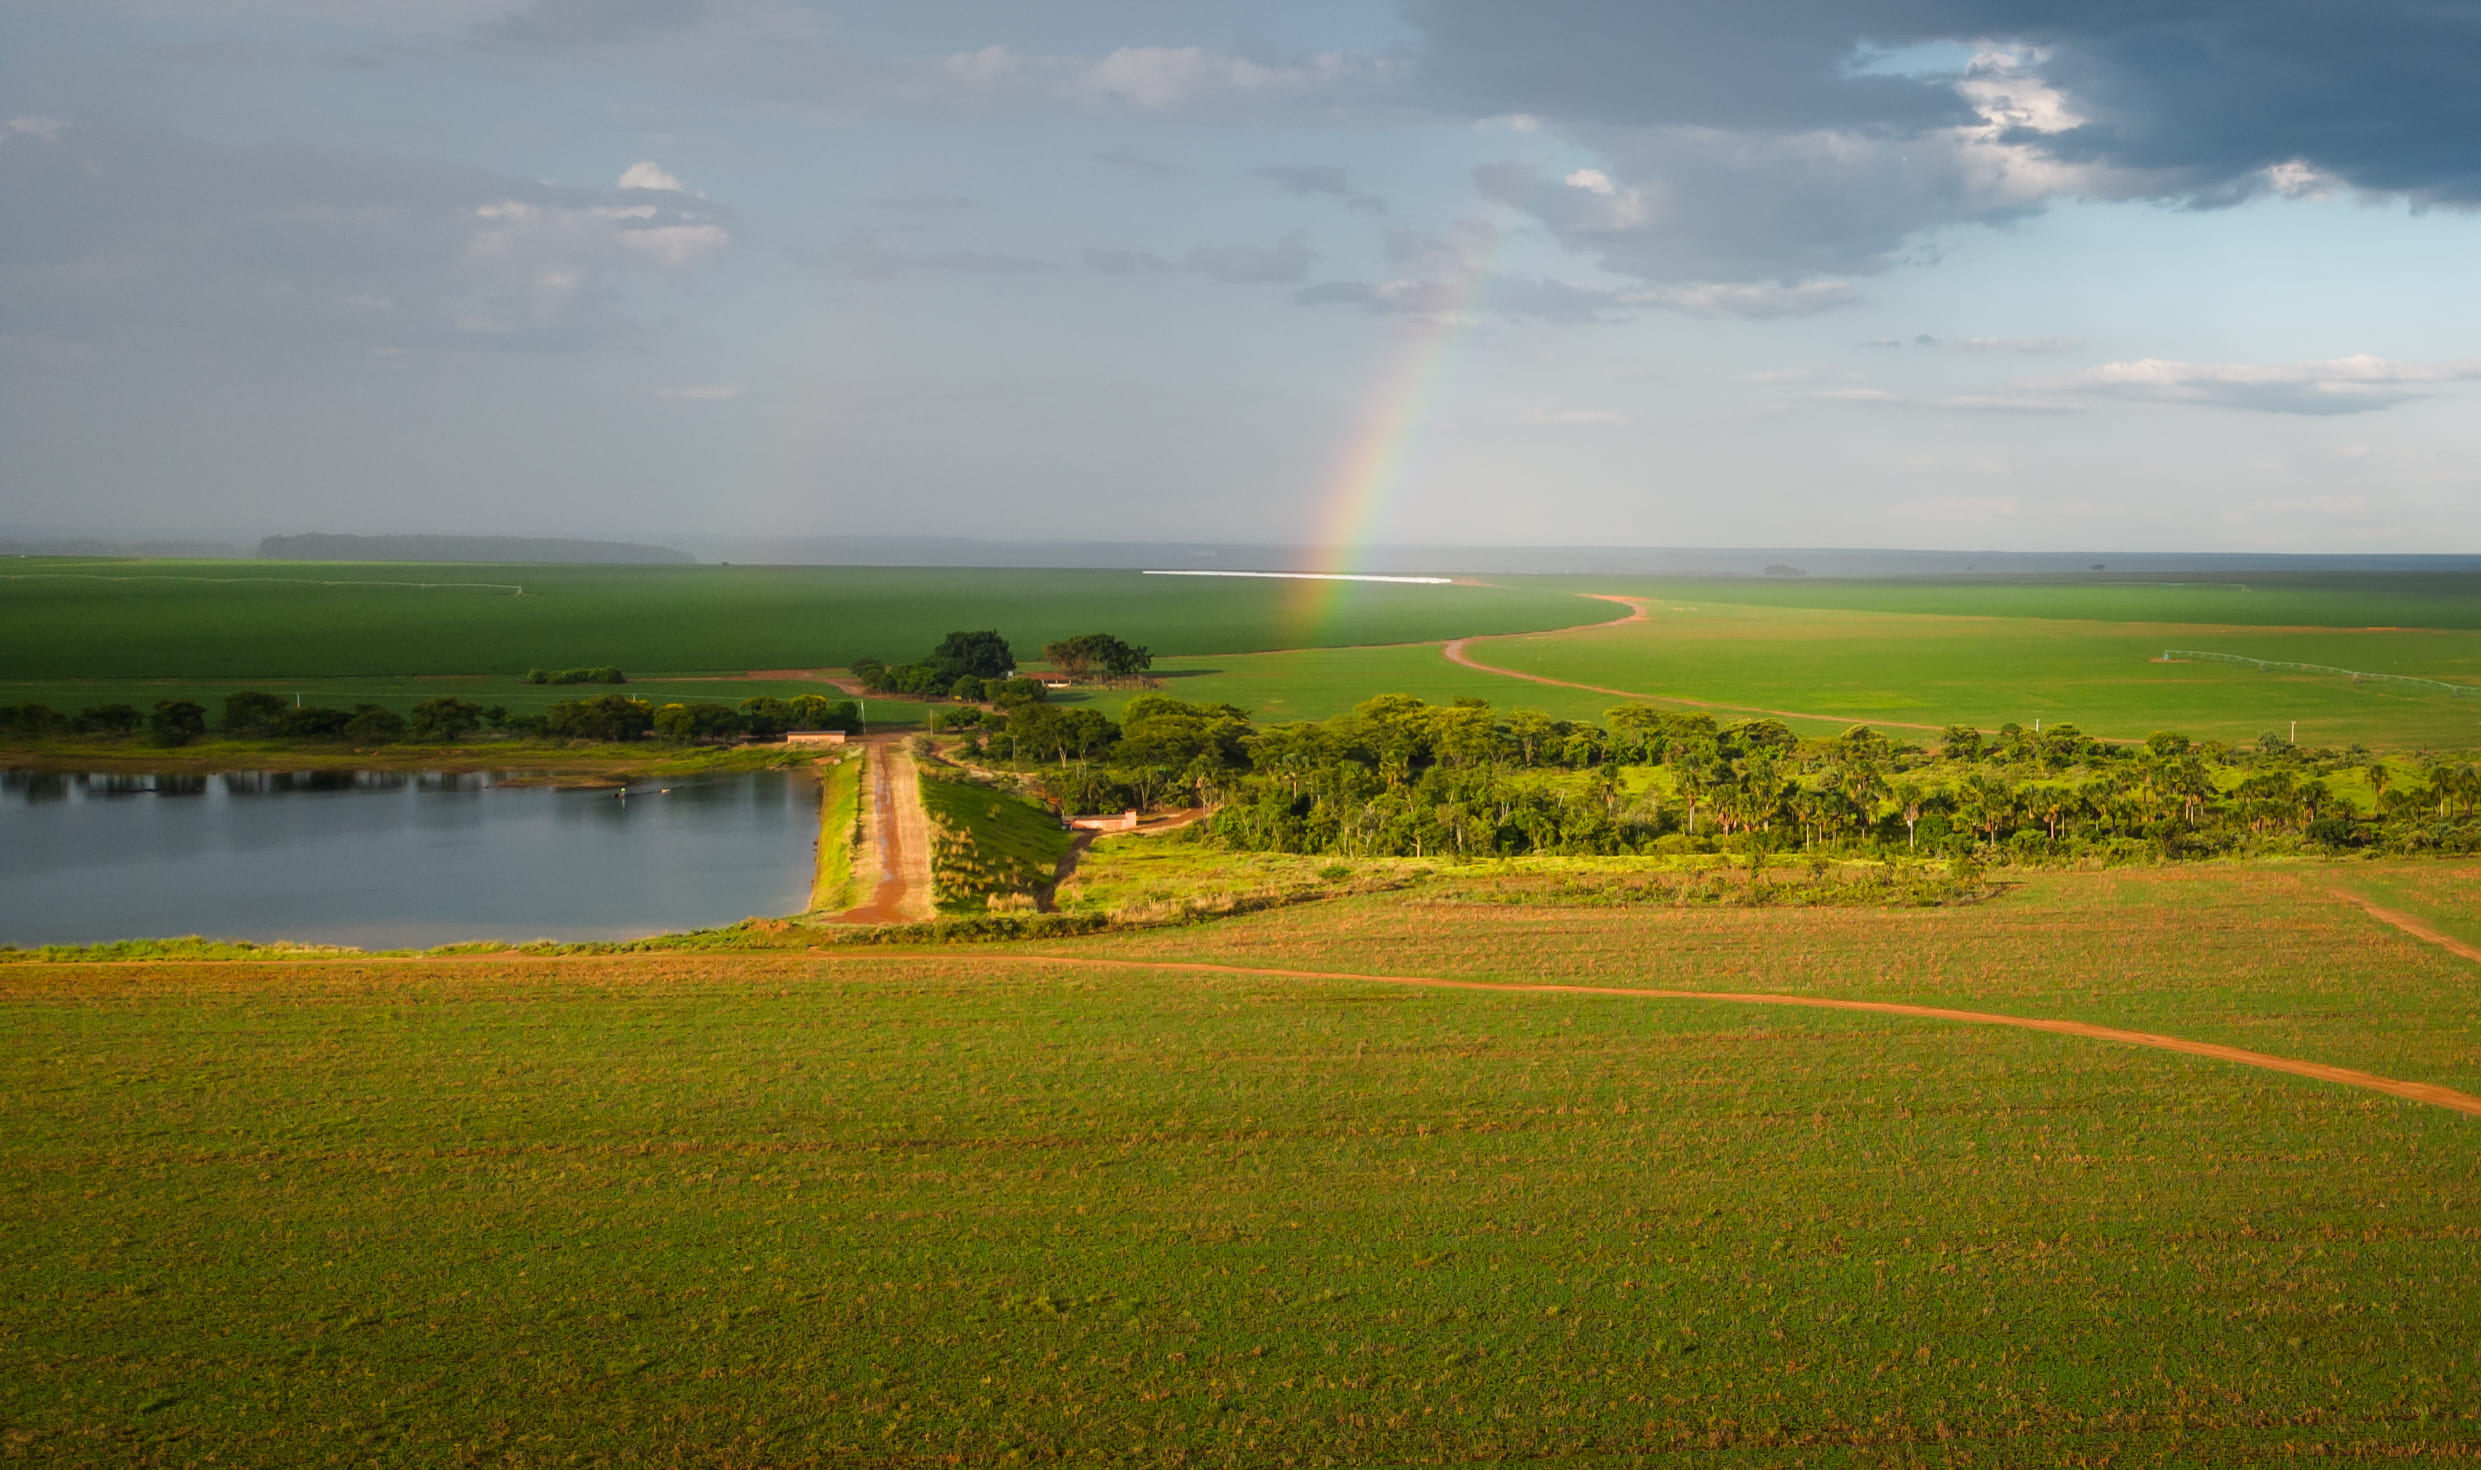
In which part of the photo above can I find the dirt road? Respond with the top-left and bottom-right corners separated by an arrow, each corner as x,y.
837,737 -> 933,923
2332,888 -> 2481,964
1442,594 -> 1950,733
815,951 -> 2481,1120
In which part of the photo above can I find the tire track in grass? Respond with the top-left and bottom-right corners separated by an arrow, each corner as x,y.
2329,887 -> 2481,965
852,951 -> 2481,1119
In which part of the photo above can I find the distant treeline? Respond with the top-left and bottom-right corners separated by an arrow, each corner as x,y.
938,693 -> 2481,864
0,690 -> 860,747
257,534 -> 694,565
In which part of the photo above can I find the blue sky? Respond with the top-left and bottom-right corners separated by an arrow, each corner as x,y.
8,0 -> 2481,553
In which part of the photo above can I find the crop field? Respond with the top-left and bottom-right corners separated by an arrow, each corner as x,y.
14,566 -> 2481,751
1130,588 -> 2481,747
0,563 -> 1592,681
919,772 -> 1075,912
4,865 -> 2477,1465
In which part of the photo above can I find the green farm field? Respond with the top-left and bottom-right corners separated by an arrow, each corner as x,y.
4,864 -> 2477,1465
1119,584 -> 2481,747
12,564 -> 2481,750
0,562 -> 1591,681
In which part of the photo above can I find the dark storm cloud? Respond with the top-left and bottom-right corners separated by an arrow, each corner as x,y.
1407,0 -> 2481,282
0,118 -> 732,351
1411,0 -> 2481,200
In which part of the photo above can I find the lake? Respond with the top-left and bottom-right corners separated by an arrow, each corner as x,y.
0,769 -> 819,949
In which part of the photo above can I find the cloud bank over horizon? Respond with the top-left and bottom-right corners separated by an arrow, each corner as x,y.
6,1 -> 2481,551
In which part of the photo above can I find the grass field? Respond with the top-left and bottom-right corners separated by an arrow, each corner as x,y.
1112,594 -> 2481,747
4,865 -> 2476,1465
809,755 -> 863,913
918,770 -> 1077,913
14,565 -> 2481,750
0,562 -> 1594,681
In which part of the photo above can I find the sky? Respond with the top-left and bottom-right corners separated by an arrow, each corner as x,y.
7,1 -> 2481,555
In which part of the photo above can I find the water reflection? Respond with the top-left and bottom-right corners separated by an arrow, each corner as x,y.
0,769 -> 818,947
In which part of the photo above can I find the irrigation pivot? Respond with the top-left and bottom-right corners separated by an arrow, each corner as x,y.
2161,649 -> 2476,698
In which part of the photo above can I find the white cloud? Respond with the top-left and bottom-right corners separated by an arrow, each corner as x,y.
2055,354 -> 2481,415
1953,335 -> 2083,353
1563,168 -> 1616,196
616,160 -> 688,192
1620,279 -> 1860,317
1522,408 -> 1628,426
2,116 -> 66,145
927,44 -> 1377,113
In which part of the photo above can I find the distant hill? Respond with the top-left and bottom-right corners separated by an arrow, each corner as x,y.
258,534 -> 695,565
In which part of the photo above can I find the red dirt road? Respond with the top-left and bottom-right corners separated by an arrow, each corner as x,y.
833,737 -> 933,924
2332,888 -> 2481,965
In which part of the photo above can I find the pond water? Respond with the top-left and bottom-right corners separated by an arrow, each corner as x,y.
0,770 -> 819,948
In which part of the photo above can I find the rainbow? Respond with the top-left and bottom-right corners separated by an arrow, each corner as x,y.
1287,242 -> 1505,632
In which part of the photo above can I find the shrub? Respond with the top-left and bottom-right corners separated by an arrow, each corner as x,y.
73,704 -> 142,737
276,705 -> 354,739
409,697 -> 485,742
545,694 -> 654,742
342,705 -> 407,744
222,690 -> 289,736
526,667 -> 626,686
785,694 -> 861,733
653,702 -> 747,743
0,704 -> 63,738
148,699 -> 209,746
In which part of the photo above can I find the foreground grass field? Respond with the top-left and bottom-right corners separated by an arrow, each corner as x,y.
5,865 -> 2476,1465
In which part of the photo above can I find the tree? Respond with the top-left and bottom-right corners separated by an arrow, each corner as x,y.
223,690 -> 289,736
342,705 -> 406,744
148,699 -> 208,746
1041,633 -> 1152,680
737,697 -> 793,737
932,630 -> 1015,681
990,677 -> 1046,709
0,704 -> 63,738
1940,725 -> 1984,762
1604,705 -> 1668,764
1892,779 -> 1927,849
74,704 -> 142,737
545,694 -> 654,742
409,697 -> 485,742
785,694 -> 862,733
276,705 -> 353,738
654,702 -> 746,743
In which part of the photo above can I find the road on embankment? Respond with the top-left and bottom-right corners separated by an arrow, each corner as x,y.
837,736 -> 934,923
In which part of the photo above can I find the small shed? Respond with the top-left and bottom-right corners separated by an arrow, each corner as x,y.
785,730 -> 849,746
1068,809 -> 1140,832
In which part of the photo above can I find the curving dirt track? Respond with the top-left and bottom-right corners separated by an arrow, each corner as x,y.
835,737 -> 934,923
811,951 -> 2481,1119
2331,888 -> 2481,964
1443,593 -> 1949,733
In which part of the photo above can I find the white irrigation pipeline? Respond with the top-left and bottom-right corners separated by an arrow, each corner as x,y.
2161,648 -> 2475,698
1141,569 -> 1455,585
0,573 -> 526,595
